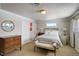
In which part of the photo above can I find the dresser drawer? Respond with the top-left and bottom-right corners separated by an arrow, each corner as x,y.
5,38 -> 14,43
4,41 -> 15,48
14,36 -> 21,40
14,37 -> 21,44
4,38 -> 14,48
4,46 -> 15,54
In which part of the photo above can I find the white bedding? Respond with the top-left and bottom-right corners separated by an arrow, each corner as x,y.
35,31 -> 63,47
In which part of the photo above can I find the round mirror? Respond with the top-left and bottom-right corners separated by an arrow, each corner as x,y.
1,20 -> 15,32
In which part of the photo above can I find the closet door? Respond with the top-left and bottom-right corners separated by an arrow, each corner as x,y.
75,32 -> 79,53
75,19 -> 79,53
70,19 -> 75,47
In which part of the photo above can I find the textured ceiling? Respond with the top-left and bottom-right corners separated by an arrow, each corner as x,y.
0,3 -> 79,20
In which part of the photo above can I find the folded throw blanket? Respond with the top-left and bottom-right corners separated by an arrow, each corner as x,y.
38,38 -> 54,44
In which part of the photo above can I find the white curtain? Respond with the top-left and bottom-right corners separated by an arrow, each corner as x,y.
74,19 -> 79,53
77,19 -> 79,32
73,19 -> 79,32
70,18 -> 79,47
70,19 -> 78,47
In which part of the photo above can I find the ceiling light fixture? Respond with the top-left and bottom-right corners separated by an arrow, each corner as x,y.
40,9 -> 47,15
36,9 -> 47,15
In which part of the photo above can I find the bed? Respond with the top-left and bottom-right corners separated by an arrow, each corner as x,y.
34,28 -> 63,55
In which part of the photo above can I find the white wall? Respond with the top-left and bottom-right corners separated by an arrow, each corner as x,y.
0,9 -> 37,45
31,20 -> 37,39
0,9 -> 22,37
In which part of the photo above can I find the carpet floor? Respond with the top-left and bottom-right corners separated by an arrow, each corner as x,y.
6,42 -> 79,56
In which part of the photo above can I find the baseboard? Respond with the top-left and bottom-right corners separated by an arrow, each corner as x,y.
22,39 -> 31,45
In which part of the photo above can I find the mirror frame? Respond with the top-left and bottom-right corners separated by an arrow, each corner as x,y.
1,20 -> 15,32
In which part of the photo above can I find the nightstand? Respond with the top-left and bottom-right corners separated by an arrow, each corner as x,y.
62,36 -> 67,45
37,32 -> 44,36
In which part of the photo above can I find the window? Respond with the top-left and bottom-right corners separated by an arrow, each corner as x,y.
46,23 -> 57,27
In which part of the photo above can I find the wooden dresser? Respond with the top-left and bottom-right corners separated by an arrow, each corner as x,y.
0,35 -> 21,55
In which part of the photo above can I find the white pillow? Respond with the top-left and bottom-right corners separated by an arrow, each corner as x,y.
45,31 -> 50,35
49,31 -> 59,35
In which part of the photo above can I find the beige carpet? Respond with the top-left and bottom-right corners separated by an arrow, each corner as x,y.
6,42 -> 79,56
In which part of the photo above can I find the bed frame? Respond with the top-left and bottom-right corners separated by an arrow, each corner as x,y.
34,41 -> 57,56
